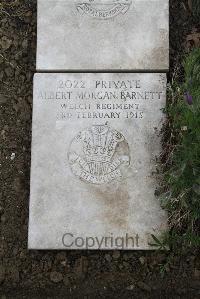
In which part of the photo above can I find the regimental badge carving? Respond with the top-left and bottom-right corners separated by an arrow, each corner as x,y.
76,0 -> 132,20
68,125 -> 130,184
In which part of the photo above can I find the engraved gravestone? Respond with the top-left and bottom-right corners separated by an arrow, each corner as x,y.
36,0 -> 169,71
28,73 -> 167,250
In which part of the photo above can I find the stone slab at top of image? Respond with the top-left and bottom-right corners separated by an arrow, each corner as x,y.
28,72 -> 167,250
36,0 -> 169,71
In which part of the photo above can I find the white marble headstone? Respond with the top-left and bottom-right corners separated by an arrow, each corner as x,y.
28,73 -> 167,250
36,0 -> 169,71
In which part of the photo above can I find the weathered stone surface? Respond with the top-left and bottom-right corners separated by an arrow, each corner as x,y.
36,0 -> 169,71
28,73 -> 167,250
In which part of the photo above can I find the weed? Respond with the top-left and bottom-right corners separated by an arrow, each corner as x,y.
161,48 -> 200,250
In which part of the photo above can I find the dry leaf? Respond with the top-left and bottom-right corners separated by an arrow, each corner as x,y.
186,30 -> 200,50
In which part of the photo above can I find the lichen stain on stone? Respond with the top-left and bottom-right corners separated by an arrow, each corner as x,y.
91,183 -> 130,229
152,47 -> 169,67
138,46 -> 168,69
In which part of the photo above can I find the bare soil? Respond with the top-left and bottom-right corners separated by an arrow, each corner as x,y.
0,0 -> 199,298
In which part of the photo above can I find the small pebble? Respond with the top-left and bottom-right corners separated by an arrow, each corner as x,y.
105,253 -> 112,263
126,284 -> 135,290
50,271 -> 63,283
113,251 -> 120,260
139,257 -> 146,265
10,153 -> 16,160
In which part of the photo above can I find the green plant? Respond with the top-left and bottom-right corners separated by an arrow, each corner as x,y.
148,233 -> 169,251
191,0 -> 200,19
161,48 -> 200,250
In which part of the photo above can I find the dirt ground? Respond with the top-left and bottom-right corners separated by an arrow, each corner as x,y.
0,0 -> 200,298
